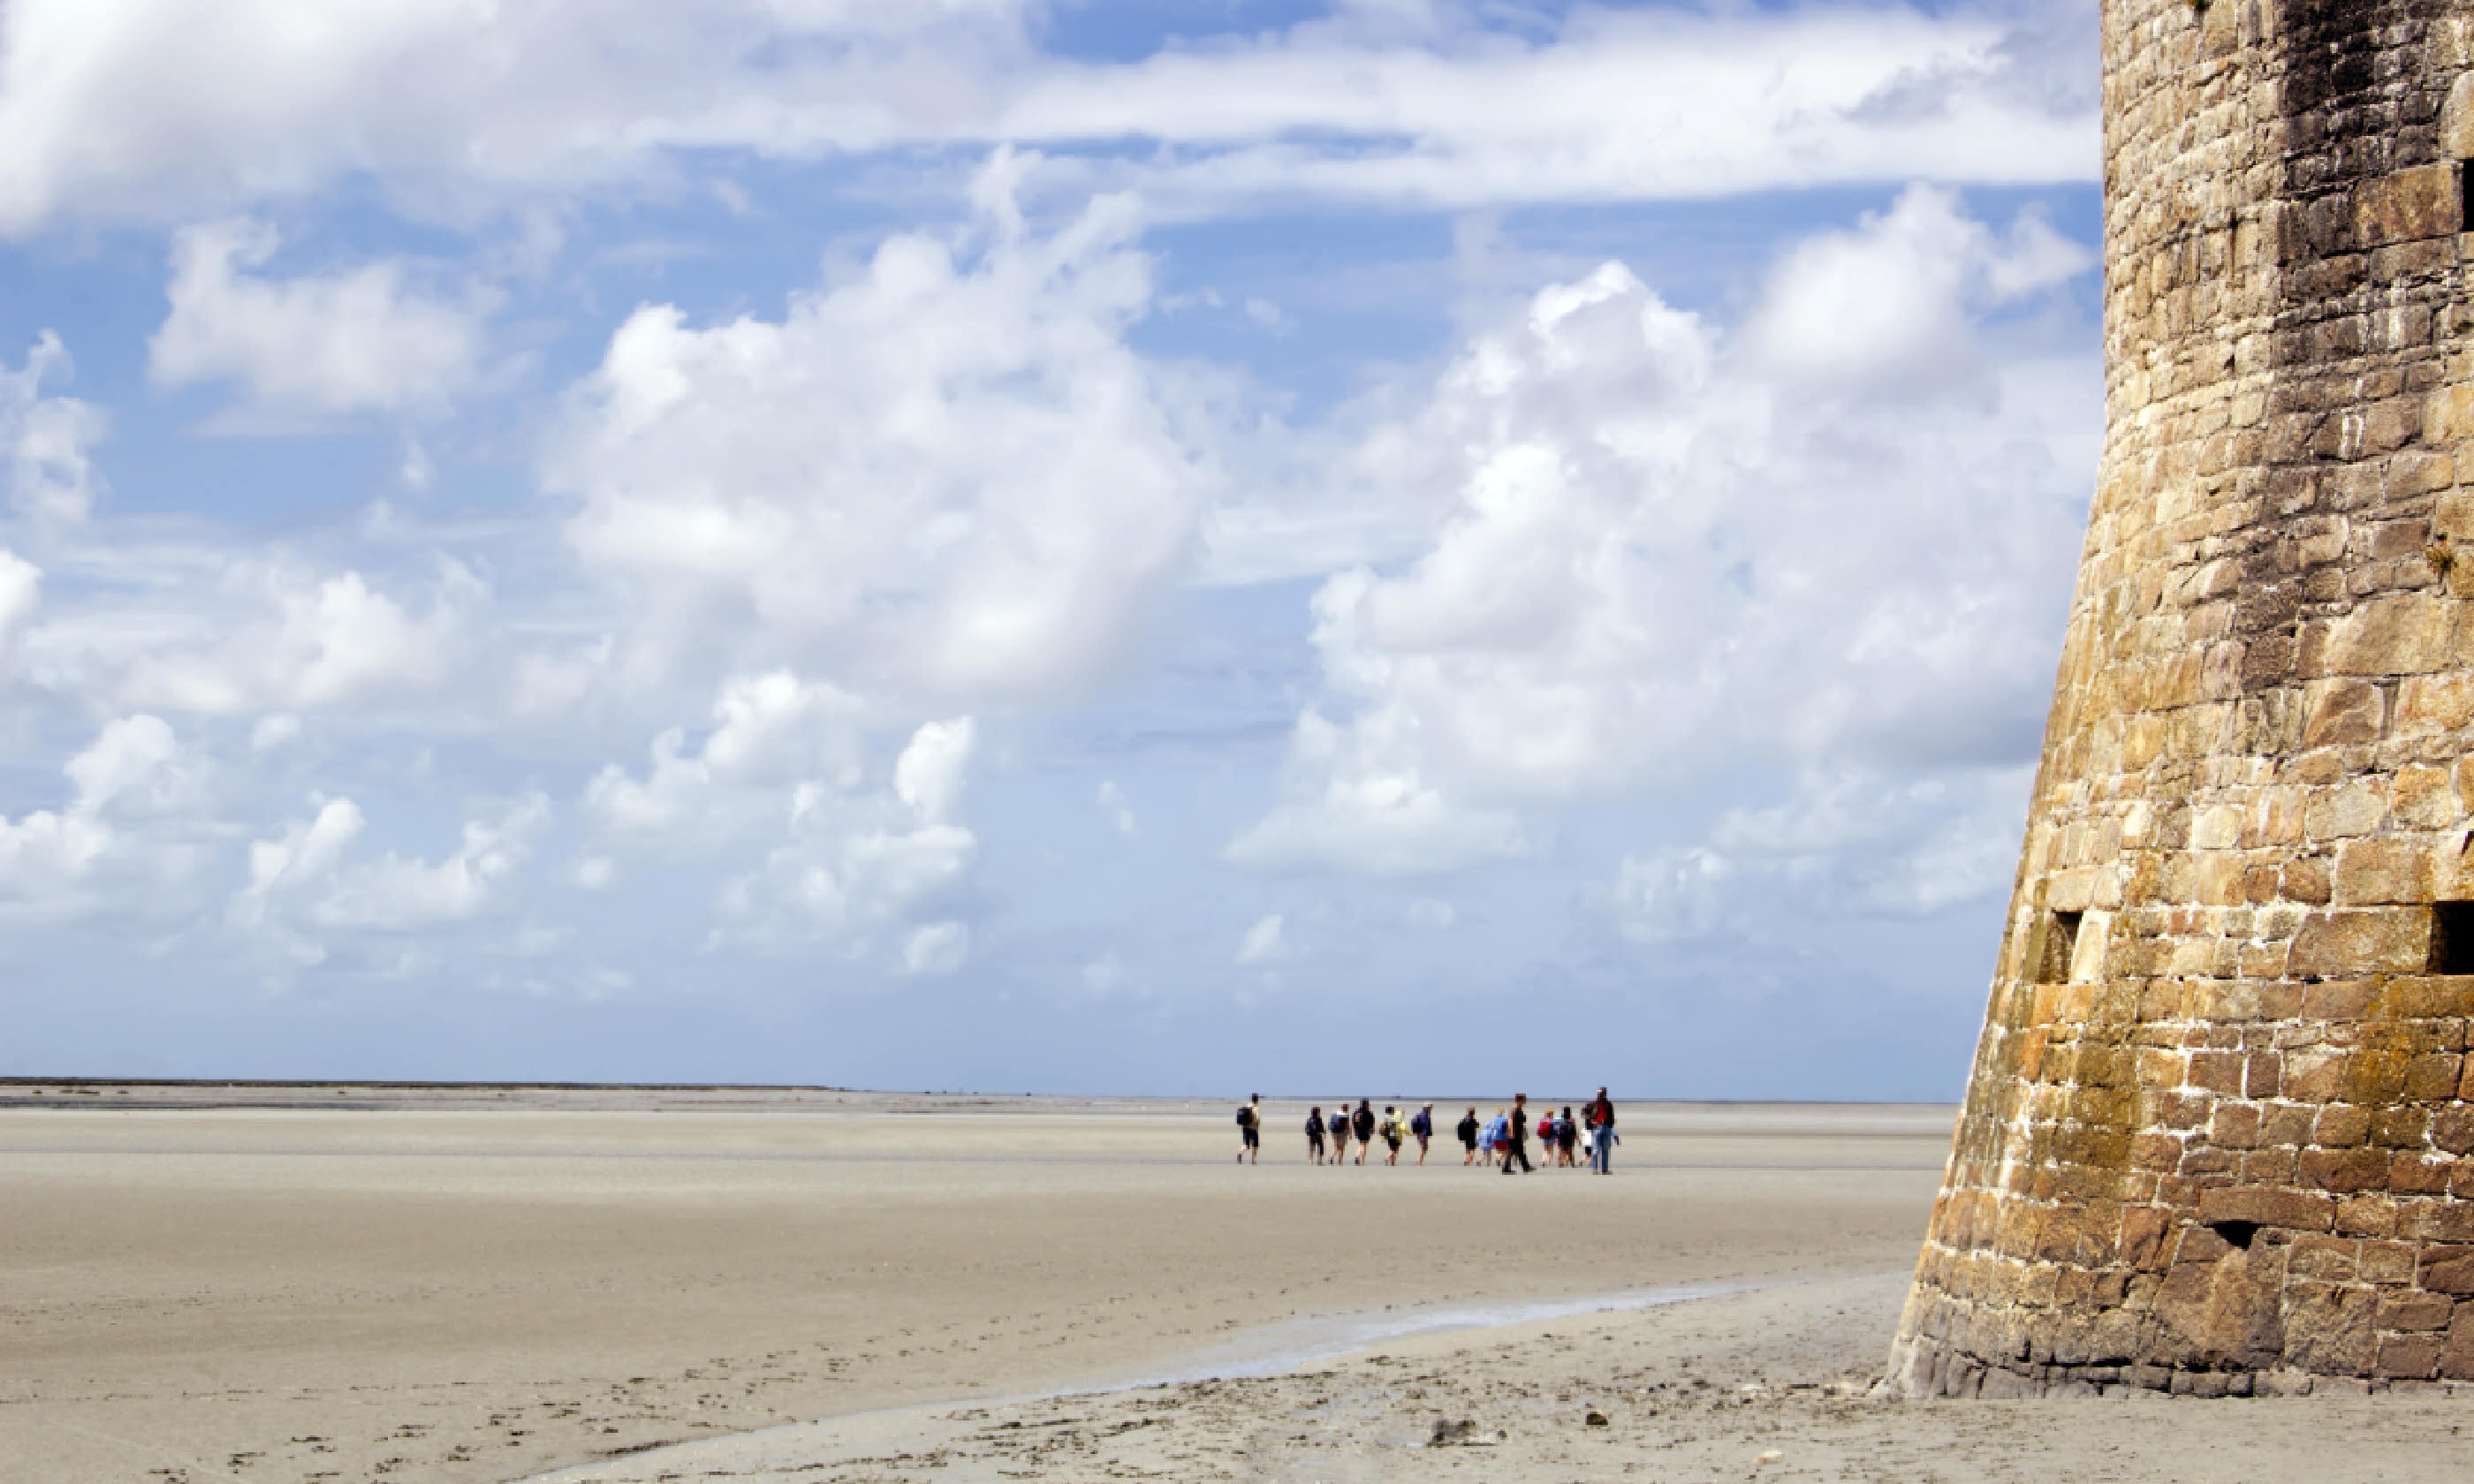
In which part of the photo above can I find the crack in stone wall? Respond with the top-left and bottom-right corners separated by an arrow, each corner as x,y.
1888,0 -> 2474,1397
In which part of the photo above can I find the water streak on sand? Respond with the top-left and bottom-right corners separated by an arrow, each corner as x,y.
512,1277 -> 1784,1482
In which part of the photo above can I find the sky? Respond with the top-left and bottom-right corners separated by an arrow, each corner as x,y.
0,0 -> 2103,1100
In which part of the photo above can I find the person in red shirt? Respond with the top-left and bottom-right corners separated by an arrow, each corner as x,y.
1585,1086 -> 1616,1176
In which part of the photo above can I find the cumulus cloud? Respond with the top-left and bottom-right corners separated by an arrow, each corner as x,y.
231,791 -> 551,963
0,1 -> 2091,232
550,172 -> 1206,704
1608,765 -> 2033,945
0,714 -> 213,923
1233,186 -> 2094,877
582,671 -> 868,852
150,219 -> 486,416
712,717 -> 980,950
0,332 -> 105,525
583,678 -> 982,958
37,557 -> 489,718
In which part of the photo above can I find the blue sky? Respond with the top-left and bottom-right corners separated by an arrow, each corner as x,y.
0,0 -> 2102,1098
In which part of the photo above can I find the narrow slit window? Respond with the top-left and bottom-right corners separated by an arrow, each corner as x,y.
2038,910 -> 2083,984
2431,902 -> 2474,973
2462,162 -> 2472,233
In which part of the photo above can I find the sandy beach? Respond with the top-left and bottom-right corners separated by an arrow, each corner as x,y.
5,1086 -> 2466,1483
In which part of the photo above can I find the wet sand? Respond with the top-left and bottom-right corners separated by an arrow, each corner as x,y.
3,1085 -> 1934,1481
11,1085 -> 2457,1483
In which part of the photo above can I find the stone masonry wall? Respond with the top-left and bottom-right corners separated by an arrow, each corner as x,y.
1887,0 -> 2474,1397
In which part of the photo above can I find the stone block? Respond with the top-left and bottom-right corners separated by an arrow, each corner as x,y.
2333,836 -> 2437,904
2282,1283 -> 2378,1374
2434,1105 -> 2474,1155
2422,1256 -> 2474,1295
2392,763 -> 2461,828
2322,594 -> 2451,677
2443,1309 -> 2474,1382
2363,1238 -> 2418,1285
2303,680 -> 2386,746
2198,1185 -> 2335,1232
2303,780 -> 2390,840
2301,1146 -> 2390,1194
2288,909 -> 2431,978
2378,1333 -> 2445,1380
2380,1292 -> 2453,1342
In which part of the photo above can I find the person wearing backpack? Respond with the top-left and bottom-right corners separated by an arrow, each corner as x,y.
1305,1106 -> 1326,1165
1235,1094 -> 1262,1164
1457,1107 -> 1482,1165
1411,1103 -> 1435,1164
1351,1100 -> 1376,1164
1327,1096 -> 1351,1166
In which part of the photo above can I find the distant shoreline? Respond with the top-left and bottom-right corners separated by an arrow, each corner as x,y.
0,1077 -> 1958,1109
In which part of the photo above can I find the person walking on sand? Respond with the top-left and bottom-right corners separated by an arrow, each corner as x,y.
1480,1108 -> 1508,1167
1412,1103 -> 1435,1164
1500,1093 -> 1533,1175
1306,1105 -> 1327,1165
1380,1106 -> 1404,1164
1352,1100 -> 1377,1164
1327,1097 -> 1351,1165
1457,1106 -> 1482,1165
1236,1094 -> 1263,1164
1585,1086 -> 1616,1175
1558,1107 -> 1582,1167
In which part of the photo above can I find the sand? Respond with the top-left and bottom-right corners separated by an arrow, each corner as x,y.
4,1085 -> 2465,1484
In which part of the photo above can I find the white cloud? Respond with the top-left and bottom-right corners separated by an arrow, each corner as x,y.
1609,764 -> 2033,945
1233,186 -> 2094,875
60,558 -> 487,717
150,219 -> 485,416
1405,897 -> 1455,929
0,3 -> 2091,233
1001,5 -> 2094,216
692,715 -> 983,953
0,0 -> 1038,232
0,331 -> 105,525
1097,778 -> 1136,837
582,671 -> 867,852
0,714 -> 213,924
232,791 -> 552,952
550,172 -> 1207,705
1234,912 -> 1286,965
0,547 -> 37,658
901,920 -> 971,976
1226,709 -> 1526,875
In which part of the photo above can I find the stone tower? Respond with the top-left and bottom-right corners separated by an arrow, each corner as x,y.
1887,0 -> 2474,1396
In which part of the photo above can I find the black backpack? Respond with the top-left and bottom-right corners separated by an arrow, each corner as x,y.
1236,1105 -> 1253,1128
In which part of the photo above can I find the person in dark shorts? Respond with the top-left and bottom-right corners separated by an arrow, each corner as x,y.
1500,1093 -> 1532,1174
1380,1106 -> 1405,1164
1236,1093 -> 1262,1164
1457,1107 -> 1481,1165
1305,1106 -> 1326,1165
1327,1097 -> 1351,1164
1351,1100 -> 1377,1164
1412,1103 -> 1434,1164
1556,1107 -> 1580,1167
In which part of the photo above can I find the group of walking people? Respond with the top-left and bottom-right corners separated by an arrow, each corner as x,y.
1233,1089 -> 1619,1175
